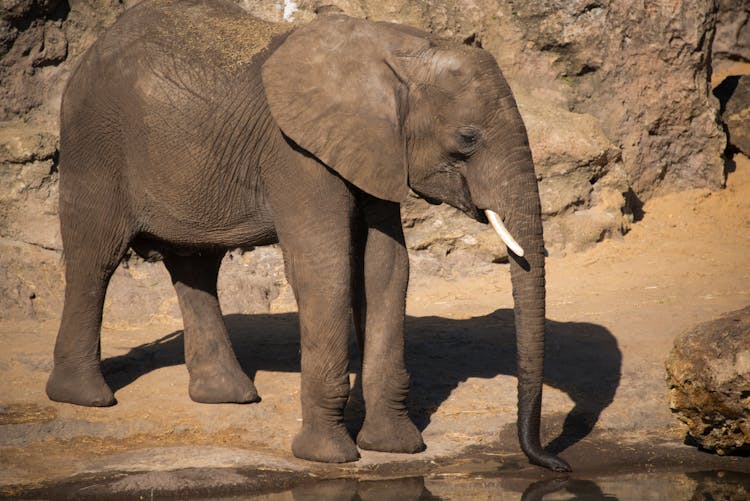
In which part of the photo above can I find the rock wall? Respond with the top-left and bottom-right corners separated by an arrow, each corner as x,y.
0,0 -> 739,322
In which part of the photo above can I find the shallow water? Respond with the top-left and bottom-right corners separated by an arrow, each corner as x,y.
17,468 -> 750,500
249,470 -> 750,501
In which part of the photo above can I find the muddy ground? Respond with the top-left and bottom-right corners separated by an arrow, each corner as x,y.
1,155 -> 749,499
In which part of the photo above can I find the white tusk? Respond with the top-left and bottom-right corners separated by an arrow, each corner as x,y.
485,210 -> 525,257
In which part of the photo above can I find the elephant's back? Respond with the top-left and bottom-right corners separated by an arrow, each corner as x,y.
90,0 -> 289,73
59,0 -> 287,245
61,0 -> 289,169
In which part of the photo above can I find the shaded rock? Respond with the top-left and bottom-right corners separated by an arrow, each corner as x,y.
718,75 -> 750,156
0,0 -> 71,120
666,307 -> 750,455
31,23 -> 67,67
713,0 -> 750,64
103,257 -> 179,327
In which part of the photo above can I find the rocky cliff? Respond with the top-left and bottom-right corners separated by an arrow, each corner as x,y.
0,0 -> 744,321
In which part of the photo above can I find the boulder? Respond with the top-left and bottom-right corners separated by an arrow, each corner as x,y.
516,94 -> 623,218
665,307 -> 750,455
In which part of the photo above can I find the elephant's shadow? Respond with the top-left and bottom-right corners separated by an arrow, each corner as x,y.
101,309 -> 621,455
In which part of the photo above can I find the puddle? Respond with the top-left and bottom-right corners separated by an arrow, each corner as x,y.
6,437 -> 750,500
10,468 -> 750,500
259,470 -> 750,501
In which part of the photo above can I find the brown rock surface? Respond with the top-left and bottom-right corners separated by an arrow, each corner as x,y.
0,1 -> 742,315
502,0 -> 726,197
666,307 -> 750,455
0,122 -> 60,250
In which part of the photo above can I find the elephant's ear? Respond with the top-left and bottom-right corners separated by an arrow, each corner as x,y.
262,15 -> 426,203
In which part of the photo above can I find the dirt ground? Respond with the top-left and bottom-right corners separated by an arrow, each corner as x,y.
1,155 -> 749,498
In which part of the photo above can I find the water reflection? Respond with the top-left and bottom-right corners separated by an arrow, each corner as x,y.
688,470 -> 750,500
290,476 -> 435,500
280,471 -> 750,501
521,478 -> 616,501
19,469 -> 750,499
284,475 -> 618,501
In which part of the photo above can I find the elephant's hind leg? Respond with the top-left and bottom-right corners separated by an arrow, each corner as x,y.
163,251 -> 259,404
46,215 -> 130,407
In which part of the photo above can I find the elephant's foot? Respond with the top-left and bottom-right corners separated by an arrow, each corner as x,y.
188,365 -> 259,404
46,364 -> 116,407
292,423 -> 359,463
357,412 -> 425,453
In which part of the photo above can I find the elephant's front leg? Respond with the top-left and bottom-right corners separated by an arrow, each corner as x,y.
288,250 -> 358,463
268,154 -> 359,463
354,197 -> 425,454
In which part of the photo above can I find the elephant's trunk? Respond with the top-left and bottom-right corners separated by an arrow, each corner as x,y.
504,141 -> 571,472
469,95 -> 571,472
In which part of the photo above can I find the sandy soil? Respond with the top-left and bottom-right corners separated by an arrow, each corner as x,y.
1,155 -> 749,498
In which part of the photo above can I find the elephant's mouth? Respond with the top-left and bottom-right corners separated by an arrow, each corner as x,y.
410,188 -> 442,206
411,186 -> 523,256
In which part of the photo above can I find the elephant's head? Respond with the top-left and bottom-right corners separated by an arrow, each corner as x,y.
262,14 -> 570,472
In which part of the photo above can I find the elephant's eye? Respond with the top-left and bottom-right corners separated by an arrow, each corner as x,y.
454,127 -> 481,156
459,130 -> 478,145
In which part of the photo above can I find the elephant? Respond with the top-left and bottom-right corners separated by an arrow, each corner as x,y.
45,0 -> 571,471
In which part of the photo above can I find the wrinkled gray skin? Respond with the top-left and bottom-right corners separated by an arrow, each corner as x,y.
46,0 -> 570,471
